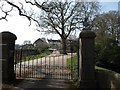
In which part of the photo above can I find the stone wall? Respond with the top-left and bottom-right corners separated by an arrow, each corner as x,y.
96,70 -> 120,90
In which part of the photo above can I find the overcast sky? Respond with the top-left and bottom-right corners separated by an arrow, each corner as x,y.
0,0 -> 119,45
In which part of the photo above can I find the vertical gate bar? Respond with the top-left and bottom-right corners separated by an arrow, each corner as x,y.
53,55 -> 55,79
66,54 -> 68,80
57,56 -> 60,79
62,54 -> 64,79
67,53 -> 69,80
77,45 -> 80,78
17,51 -> 19,77
68,54 -> 70,80
19,49 -> 22,77
34,55 -> 35,78
69,54 -> 71,80
56,51 -> 58,79
36,55 -> 38,78
38,56 -> 40,78
57,51 -> 58,79
44,57 -> 47,77
66,53 -> 68,80
28,55 -> 29,78
50,55 -> 52,79
45,56 -> 46,79
53,55 -> 54,79
30,54 -> 31,78
59,56 -> 61,79
49,55 -> 50,79
25,53 -> 27,77
32,53 -> 34,78
58,55 -> 60,79
40,56 -> 42,78
33,55 -> 34,78
59,54 -> 62,79
32,55 -> 33,78
34,54 -> 35,78
24,53 -> 25,78
77,41 -> 80,78
14,50 -> 16,77
17,51 -> 18,77
69,53 -> 71,80
16,50 -> 17,77
55,50 -> 56,79
31,55 -> 32,78
33,55 -> 35,78
70,40 -> 73,80
58,56 -> 61,79
70,50 -> 72,80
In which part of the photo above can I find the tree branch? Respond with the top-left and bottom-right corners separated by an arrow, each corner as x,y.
5,0 -> 40,26
0,3 -> 13,21
48,14 -> 62,37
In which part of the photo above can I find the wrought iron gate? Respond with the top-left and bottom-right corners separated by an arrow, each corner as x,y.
14,41 -> 79,80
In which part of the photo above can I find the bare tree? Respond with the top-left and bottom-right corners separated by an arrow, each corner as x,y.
1,0 -> 100,54
0,0 -> 13,21
93,11 -> 120,44
24,0 -> 100,54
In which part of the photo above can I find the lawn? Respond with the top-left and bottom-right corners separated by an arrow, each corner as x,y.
67,54 -> 112,78
15,49 -> 52,63
67,55 -> 79,79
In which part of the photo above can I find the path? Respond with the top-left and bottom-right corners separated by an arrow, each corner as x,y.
11,79 -> 74,90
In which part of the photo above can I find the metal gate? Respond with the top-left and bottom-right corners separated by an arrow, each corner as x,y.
14,41 -> 79,80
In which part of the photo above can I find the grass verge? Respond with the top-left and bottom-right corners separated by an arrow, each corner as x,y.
67,55 -> 78,80
16,49 -> 52,62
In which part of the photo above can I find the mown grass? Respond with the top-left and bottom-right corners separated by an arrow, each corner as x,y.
95,66 -> 113,72
20,49 -> 52,62
67,54 -> 112,70
67,55 -> 113,79
67,55 -> 113,88
67,55 -> 79,79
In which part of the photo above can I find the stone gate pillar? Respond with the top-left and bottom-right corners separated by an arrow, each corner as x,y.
0,31 -> 17,82
79,29 -> 96,88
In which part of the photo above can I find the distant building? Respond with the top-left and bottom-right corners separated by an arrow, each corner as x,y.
23,40 -> 32,45
33,38 -> 48,47
22,44 -> 34,49
33,38 -> 49,52
47,39 -> 61,49
15,44 -> 21,50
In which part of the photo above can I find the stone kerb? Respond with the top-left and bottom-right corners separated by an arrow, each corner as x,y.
0,31 -> 17,83
79,29 -> 96,89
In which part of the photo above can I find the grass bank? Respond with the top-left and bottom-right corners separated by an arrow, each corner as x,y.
67,54 -> 114,88
16,49 -> 52,63
67,55 -> 79,80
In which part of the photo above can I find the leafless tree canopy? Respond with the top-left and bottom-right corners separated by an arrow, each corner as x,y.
93,11 -> 120,43
0,0 -> 100,54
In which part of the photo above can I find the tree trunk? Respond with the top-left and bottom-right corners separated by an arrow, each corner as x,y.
61,38 -> 67,55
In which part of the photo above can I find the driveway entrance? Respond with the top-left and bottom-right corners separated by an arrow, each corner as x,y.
14,50 -> 79,80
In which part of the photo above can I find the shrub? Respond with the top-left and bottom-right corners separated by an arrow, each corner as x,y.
95,38 -> 120,73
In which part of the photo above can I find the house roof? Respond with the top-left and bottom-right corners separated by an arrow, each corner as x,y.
33,38 -> 48,45
47,39 -> 61,42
